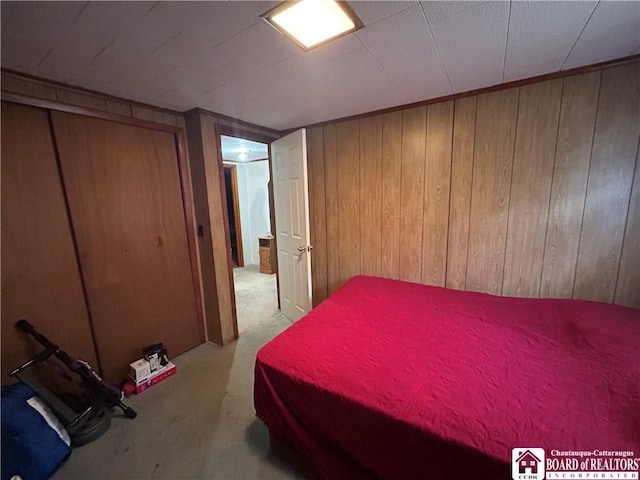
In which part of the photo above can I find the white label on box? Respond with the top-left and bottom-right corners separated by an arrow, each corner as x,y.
129,358 -> 151,382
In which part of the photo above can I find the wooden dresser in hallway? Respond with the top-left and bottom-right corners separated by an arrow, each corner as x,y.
258,236 -> 276,274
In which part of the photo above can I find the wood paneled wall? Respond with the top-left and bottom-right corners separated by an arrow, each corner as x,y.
3,70 -> 281,347
308,61 -> 640,309
2,71 -> 182,127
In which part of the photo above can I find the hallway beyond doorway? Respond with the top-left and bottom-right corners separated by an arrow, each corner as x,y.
233,265 -> 278,334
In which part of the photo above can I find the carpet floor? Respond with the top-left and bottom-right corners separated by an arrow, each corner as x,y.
52,312 -> 305,480
233,265 -> 278,334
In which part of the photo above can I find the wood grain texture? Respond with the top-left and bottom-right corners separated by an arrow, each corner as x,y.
337,120 -> 361,287
447,96 -> 476,289
203,116 -> 236,343
51,111 -> 202,382
574,62 -> 640,302
399,106 -> 426,283
175,125 -> 207,343
131,105 -> 155,121
540,72 -> 600,298
503,79 -> 563,297
307,127 -> 328,305
1,74 -> 280,347
152,110 -> 179,127
467,88 -> 519,295
381,111 -> 403,279
55,88 -> 107,111
615,144 -> 640,308
303,60 -> 639,307
184,112 -> 221,344
185,114 -> 280,340
105,99 -> 132,116
324,124 -> 340,295
1,72 -> 196,130
421,101 -> 453,286
1,102 -> 98,379
359,115 -> 383,277
1,73 -> 57,101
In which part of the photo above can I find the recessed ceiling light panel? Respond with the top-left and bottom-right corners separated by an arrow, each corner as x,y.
263,0 -> 363,51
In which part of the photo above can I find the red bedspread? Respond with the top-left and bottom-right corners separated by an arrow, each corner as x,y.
254,276 -> 640,479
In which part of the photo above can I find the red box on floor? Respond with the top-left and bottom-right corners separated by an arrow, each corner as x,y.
134,362 -> 177,394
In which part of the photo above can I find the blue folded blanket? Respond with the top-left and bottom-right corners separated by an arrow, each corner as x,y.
1,383 -> 71,480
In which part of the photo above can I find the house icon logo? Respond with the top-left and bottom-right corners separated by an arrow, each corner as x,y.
512,448 -> 545,480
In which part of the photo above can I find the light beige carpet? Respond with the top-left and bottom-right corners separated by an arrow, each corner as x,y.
52,312 -> 304,480
233,265 -> 279,334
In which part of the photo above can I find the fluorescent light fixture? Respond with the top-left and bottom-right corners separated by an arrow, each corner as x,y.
263,0 -> 363,51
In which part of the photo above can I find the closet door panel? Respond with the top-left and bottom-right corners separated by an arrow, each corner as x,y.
51,111 -> 201,382
1,102 -> 98,378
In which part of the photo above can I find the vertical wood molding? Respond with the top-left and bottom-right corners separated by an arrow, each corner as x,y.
381,111 -> 403,279
574,62 -> 640,302
307,127 -> 328,306
399,106 -> 427,283
503,79 -> 563,297
359,115 -> 383,277
324,124 -> 340,295
336,119 -> 361,286
447,96 -> 476,290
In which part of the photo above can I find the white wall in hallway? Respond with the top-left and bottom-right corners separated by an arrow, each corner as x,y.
235,160 -> 271,265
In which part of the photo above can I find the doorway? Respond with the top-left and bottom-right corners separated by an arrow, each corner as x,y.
223,164 -> 243,267
219,130 -> 279,334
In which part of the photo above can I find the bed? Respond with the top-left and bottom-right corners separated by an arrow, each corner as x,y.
254,275 -> 640,479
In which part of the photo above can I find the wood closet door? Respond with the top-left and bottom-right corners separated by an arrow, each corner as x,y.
1,102 -> 98,379
51,112 -> 202,382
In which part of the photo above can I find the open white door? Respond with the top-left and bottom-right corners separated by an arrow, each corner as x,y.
271,129 -> 312,321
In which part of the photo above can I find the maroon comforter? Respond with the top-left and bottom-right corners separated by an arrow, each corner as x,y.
254,276 -> 640,479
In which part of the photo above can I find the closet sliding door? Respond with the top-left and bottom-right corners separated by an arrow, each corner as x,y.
1,102 -> 98,378
51,112 -> 202,382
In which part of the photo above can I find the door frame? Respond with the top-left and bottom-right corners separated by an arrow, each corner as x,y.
223,164 -> 244,267
214,124 -> 281,315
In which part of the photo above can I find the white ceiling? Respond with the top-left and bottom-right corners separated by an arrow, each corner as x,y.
221,134 -> 268,162
1,1 -> 639,131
